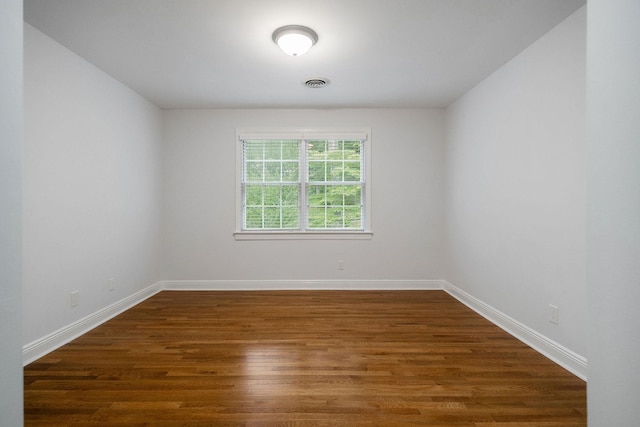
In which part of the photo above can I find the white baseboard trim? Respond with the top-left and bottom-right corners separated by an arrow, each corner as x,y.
160,279 -> 445,291
442,280 -> 587,381
22,282 -> 162,366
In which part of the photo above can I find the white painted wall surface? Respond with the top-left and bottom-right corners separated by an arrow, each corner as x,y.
0,0 -> 24,423
444,8 -> 587,358
586,0 -> 640,424
162,109 -> 444,281
23,25 -> 164,345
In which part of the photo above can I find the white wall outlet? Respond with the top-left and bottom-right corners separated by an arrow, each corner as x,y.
70,290 -> 80,308
548,304 -> 559,325
338,259 -> 344,270
108,278 -> 115,292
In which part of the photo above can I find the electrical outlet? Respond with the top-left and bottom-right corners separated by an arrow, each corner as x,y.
108,278 -> 115,292
338,259 -> 344,270
70,290 -> 80,308
548,304 -> 559,325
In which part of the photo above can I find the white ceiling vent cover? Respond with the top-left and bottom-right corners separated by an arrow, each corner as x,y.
304,78 -> 330,88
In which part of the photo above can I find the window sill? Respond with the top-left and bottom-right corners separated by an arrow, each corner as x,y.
234,231 -> 373,241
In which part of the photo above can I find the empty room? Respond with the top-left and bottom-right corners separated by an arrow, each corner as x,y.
2,0 -> 639,425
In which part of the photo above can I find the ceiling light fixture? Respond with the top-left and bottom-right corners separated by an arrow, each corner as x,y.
272,25 -> 318,56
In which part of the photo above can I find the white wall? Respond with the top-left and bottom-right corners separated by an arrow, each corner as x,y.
23,25 -> 164,345
586,0 -> 640,424
162,109 -> 444,282
0,0 -> 24,423
444,7 -> 587,359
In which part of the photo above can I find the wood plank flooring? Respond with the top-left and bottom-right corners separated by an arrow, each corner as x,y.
24,290 -> 586,426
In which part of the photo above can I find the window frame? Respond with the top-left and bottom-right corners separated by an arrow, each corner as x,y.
234,129 -> 372,240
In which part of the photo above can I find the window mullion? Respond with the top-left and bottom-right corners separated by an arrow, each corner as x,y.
280,144 -> 283,229
300,139 -> 307,230
261,144 -> 266,229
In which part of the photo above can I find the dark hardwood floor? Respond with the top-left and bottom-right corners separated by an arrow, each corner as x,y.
24,290 -> 586,426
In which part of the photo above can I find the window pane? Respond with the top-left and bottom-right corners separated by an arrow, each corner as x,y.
344,207 -> 362,228
327,143 -> 343,160
282,161 -> 299,181
281,185 -> 299,206
306,182 -> 364,230
325,185 -> 344,206
307,185 -> 325,207
343,141 -> 361,159
245,161 -> 263,182
263,186 -> 280,206
263,207 -> 281,228
327,207 -> 344,228
282,143 -> 299,160
328,162 -> 343,181
308,161 -> 326,182
245,207 -> 263,229
343,161 -> 361,181
265,143 -> 282,160
307,141 -> 327,159
344,185 -> 362,206
264,162 -> 281,182
308,207 -> 326,228
245,143 -> 264,161
245,185 -> 262,206
282,207 -> 299,228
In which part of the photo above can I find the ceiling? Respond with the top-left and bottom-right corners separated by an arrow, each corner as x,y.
24,0 -> 585,109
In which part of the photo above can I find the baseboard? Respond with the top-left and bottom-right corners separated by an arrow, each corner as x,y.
442,280 -> 587,381
22,282 -> 163,365
160,279 -> 445,291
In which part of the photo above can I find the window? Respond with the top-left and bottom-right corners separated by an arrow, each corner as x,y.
235,130 -> 371,239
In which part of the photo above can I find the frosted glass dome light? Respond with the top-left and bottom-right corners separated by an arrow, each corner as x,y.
272,25 -> 318,56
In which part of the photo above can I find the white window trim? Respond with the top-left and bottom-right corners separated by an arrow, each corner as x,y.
234,128 -> 372,240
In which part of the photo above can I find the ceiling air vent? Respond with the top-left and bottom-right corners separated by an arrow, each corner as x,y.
304,78 -> 330,88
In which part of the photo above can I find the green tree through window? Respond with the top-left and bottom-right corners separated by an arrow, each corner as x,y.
243,140 -> 300,229
306,140 -> 363,229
